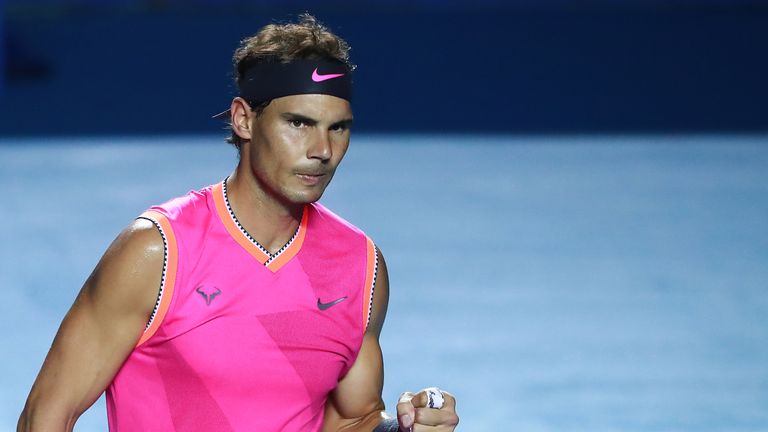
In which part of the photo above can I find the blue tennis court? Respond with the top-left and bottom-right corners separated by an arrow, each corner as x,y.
2,133 -> 766,431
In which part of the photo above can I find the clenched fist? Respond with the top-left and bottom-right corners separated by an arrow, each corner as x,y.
396,388 -> 459,431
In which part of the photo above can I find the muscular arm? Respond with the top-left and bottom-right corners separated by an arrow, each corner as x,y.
18,219 -> 164,431
322,248 -> 393,432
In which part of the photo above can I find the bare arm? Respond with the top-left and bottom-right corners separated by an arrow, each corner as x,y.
18,219 -> 164,431
322,248 -> 460,432
322,248 -> 392,432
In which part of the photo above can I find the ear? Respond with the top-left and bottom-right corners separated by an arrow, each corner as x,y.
230,97 -> 253,141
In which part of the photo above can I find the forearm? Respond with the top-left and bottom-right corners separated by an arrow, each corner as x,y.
17,396 -> 78,432
324,409 -> 395,432
18,303 -> 129,432
18,350 -> 97,432
370,417 -> 399,432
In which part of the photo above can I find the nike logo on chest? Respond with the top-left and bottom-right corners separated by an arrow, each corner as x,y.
317,296 -> 348,310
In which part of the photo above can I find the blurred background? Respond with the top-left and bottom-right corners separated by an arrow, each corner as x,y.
2,0 -> 768,135
1,1 -> 767,431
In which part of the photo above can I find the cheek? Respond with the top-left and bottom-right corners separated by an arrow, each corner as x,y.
254,131 -> 302,168
248,145 -> 281,183
278,124 -> 304,141
331,135 -> 351,162
274,129 -> 309,158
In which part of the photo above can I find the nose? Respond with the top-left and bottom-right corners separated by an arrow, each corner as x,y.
307,129 -> 332,161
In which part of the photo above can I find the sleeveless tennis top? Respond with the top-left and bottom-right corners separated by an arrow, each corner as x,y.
106,180 -> 378,431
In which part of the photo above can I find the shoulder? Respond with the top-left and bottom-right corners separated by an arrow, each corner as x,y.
84,217 -> 165,320
88,185 -> 217,308
307,203 -> 379,274
102,218 -> 165,268
146,183 -> 216,223
309,202 -> 369,239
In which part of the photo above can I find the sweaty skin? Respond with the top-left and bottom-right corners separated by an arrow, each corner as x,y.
17,219 -> 164,431
18,94 -> 458,432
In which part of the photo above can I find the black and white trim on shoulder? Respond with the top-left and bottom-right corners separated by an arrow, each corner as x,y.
366,243 -> 379,329
136,216 -> 168,330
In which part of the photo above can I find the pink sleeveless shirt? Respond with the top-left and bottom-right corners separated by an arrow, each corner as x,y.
106,180 -> 378,431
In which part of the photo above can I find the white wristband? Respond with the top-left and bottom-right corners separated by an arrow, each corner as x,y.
425,387 -> 445,409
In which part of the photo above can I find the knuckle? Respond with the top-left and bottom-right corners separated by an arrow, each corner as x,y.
396,401 -> 410,409
451,413 -> 460,425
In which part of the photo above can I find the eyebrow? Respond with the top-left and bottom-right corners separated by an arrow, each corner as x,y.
281,112 -> 318,125
331,118 -> 354,129
281,112 -> 354,129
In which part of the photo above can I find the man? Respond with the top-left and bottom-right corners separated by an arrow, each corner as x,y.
18,14 -> 459,432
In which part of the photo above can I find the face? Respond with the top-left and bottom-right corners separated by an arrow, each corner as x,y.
242,94 -> 353,206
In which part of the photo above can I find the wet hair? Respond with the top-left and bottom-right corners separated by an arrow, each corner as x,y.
225,13 -> 354,150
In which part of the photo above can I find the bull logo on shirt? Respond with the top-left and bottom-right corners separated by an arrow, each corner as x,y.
195,285 -> 222,306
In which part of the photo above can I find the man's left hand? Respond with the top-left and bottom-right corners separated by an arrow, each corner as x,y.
396,388 -> 459,431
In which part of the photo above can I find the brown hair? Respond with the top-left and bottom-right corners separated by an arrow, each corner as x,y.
225,13 -> 354,150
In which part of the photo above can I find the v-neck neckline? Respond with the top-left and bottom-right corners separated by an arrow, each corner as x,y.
212,179 -> 308,273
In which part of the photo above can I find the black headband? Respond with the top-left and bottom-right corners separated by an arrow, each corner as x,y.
213,60 -> 353,119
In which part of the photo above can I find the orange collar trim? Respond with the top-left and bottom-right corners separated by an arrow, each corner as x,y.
212,181 -> 308,272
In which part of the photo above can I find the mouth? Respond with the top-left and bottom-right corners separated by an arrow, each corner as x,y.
296,172 -> 327,186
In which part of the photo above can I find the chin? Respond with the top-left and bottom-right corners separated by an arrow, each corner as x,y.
285,188 -> 325,205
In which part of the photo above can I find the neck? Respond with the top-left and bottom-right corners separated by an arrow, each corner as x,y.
225,168 -> 303,255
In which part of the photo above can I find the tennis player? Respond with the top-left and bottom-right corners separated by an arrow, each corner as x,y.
18,14 -> 459,432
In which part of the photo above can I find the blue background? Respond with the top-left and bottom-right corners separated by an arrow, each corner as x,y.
2,1 -> 768,135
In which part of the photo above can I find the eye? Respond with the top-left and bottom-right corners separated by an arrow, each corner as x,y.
290,119 -> 306,128
330,123 -> 349,133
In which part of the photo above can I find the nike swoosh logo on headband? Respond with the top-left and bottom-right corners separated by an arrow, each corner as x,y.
312,68 -> 345,82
